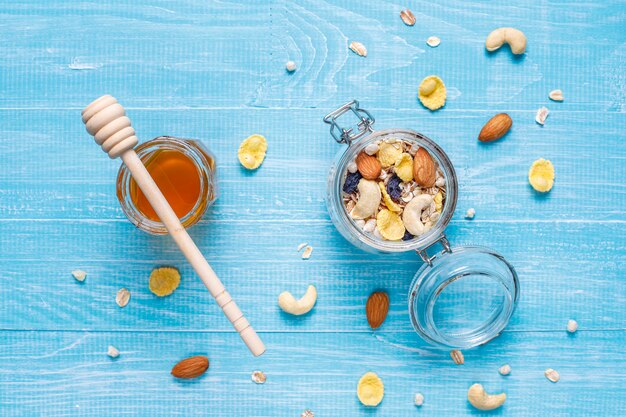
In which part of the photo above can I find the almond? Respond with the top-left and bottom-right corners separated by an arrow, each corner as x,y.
356,152 -> 382,180
478,113 -> 512,142
366,291 -> 389,329
413,148 -> 436,187
171,355 -> 209,379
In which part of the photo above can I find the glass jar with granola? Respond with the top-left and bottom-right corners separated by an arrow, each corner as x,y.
324,100 -> 519,349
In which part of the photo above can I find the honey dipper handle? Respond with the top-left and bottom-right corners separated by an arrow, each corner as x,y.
120,150 -> 265,357
82,95 -> 265,356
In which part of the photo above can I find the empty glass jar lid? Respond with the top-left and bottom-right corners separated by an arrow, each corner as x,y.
409,246 -> 519,349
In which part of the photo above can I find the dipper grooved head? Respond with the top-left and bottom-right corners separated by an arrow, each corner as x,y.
82,95 -> 138,159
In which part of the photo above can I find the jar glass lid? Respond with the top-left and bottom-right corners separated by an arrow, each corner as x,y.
408,246 -> 519,349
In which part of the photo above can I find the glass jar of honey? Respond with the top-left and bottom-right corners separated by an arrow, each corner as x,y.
116,136 -> 217,235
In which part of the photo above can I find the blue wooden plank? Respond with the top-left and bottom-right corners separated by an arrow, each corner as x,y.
0,109 -> 624,221
0,1 -> 623,111
0,330 -> 624,416
0,220 -> 623,332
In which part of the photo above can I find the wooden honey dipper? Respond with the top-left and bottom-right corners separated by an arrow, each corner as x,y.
82,95 -> 265,357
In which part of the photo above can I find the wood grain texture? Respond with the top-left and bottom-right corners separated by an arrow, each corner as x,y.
1,331 -> 625,416
0,0 -> 624,415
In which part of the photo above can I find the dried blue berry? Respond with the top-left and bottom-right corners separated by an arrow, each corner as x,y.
386,175 -> 403,202
402,230 -> 414,241
343,171 -> 362,194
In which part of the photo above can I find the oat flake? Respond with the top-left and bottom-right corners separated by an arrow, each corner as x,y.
535,107 -> 549,125
545,368 -> 560,383
301,410 -> 314,417
116,288 -> 131,308
72,270 -> 87,282
297,242 -> 308,252
107,345 -> 120,358
301,246 -> 313,260
426,36 -> 441,47
251,370 -> 266,384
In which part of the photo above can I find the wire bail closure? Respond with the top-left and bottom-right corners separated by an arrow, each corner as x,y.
416,234 -> 452,266
323,100 -> 375,144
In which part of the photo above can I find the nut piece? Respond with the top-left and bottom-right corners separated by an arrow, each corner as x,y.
350,179 -> 381,219
364,143 -> 379,155
478,113 -> 512,142
545,368 -> 560,383
171,355 -> 209,379
414,392 -> 424,406
251,370 -> 267,384
400,9 -> 416,26
301,410 -> 314,417
499,364 -> 511,376
115,288 -> 130,308
450,349 -> 464,365
485,27 -> 526,54
535,106 -> 550,125
301,245 -> 313,260
357,372 -> 384,406
567,319 -> 578,333
356,152 -> 382,180
402,194 -> 433,236
418,75 -> 446,110
426,36 -> 441,47
465,208 -> 476,219
149,266 -> 180,297
349,41 -> 367,57
413,148 -> 436,187
549,89 -> 564,101
72,270 -> 87,282
107,345 -> 120,358
419,79 -> 438,96
366,291 -> 389,329
285,61 -> 297,72
467,384 -> 506,411
528,158 -> 555,192
278,285 -> 317,315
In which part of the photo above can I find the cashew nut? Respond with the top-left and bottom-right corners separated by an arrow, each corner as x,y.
278,285 -> 317,315
485,27 -> 527,55
467,384 -> 506,411
350,179 -> 381,220
402,194 -> 433,236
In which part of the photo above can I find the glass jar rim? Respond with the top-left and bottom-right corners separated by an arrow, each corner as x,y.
329,128 -> 458,253
116,136 -> 214,235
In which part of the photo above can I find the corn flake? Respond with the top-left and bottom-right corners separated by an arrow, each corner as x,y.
376,209 -> 405,241
528,158 -> 555,192
357,372 -> 384,407
434,191 -> 443,212
378,182 -> 401,212
149,266 -> 181,297
238,134 -> 267,170
418,75 -> 446,111
394,153 -> 413,182
377,141 -> 403,168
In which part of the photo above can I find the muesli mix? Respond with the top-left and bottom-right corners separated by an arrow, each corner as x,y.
342,138 -> 446,241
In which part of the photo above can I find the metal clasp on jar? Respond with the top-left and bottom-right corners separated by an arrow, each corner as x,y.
323,100 -> 375,144
416,234 -> 452,266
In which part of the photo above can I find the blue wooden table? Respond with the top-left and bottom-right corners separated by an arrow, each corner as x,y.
1,1 -> 625,415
